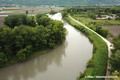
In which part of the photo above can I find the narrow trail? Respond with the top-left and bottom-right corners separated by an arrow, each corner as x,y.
69,15 -> 114,80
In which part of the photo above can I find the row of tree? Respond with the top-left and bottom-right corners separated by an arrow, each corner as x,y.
66,7 -> 120,17
63,7 -> 109,38
109,34 -> 120,71
0,14 -> 66,66
87,22 -> 109,38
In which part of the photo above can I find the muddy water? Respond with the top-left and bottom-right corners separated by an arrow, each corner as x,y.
0,13 -> 93,80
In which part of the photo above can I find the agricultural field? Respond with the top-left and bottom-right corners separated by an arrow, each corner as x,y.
0,6 -> 63,26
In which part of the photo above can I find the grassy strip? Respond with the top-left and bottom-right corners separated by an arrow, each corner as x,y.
65,16 -> 108,80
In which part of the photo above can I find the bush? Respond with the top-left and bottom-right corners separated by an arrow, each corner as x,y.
79,72 -> 85,78
109,50 -> 120,71
87,59 -> 94,68
4,14 -> 37,28
4,14 -> 27,28
17,49 -> 26,61
50,10 -> 57,15
0,52 -> 5,63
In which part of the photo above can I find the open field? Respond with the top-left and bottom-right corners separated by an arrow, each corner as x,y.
72,14 -> 120,41
72,14 -> 120,26
0,7 -> 63,15
102,26 -> 120,36
0,7 -> 63,26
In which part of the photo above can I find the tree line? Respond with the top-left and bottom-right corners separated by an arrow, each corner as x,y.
63,7 -> 111,38
109,34 -> 120,71
0,14 -> 66,66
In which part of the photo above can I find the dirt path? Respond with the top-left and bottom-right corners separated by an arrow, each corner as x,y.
69,15 -> 114,80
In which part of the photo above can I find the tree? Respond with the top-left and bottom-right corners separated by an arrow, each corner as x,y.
0,13 -> 66,66
26,10 -> 29,15
112,34 -> 120,52
4,14 -> 27,28
36,16 -> 51,27
109,50 -> 120,71
36,13 -> 47,19
50,10 -> 57,15
0,52 -> 5,63
62,11 -> 68,18
100,28 -> 109,38
17,49 -> 26,61
26,16 -> 37,27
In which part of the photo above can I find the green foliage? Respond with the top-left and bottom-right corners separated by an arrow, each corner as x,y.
26,10 -> 29,15
87,59 -> 94,68
116,17 -> 120,20
4,14 -> 37,28
49,10 -> 57,15
80,72 -> 85,78
0,13 -> 66,67
112,34 -> 120,51
0,52 -> 5,62
36,16 -> 51,27
4,14 -> 27,28
62,11 -> 68,18
65,16 -> 108,80
36,13 -> 47,19
109,34 -> 120,72
109,50 -> 120,71
17,49 -> 26,61
26,16 -> 37,27
65,7 -> 115,38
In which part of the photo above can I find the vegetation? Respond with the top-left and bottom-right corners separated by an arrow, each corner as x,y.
108,34 -> 120,80
64,15 -> 108,80
0,14 -> 66,67
64,7 -> 120,38
4,14 -> 37,28
0,0 -> 120,6
49,10 -> 57,15
65,6 -> 120,80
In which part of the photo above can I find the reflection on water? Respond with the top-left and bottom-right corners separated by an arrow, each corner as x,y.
0,41 -> 67,80
0,13 -> 93,80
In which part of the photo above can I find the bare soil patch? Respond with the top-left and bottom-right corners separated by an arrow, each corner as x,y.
102,26 -> 120,36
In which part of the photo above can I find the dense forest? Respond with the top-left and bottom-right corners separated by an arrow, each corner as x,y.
0,14 -> 66,67
0,0 -> 120,6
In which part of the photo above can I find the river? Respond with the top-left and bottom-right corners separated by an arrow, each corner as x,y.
0,13 -> 93,80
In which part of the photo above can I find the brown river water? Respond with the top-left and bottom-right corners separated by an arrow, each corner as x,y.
0,13 -> 93,80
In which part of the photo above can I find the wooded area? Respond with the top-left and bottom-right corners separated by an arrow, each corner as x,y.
0,14 -> 66,67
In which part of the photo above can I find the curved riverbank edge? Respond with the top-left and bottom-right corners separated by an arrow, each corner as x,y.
64,16 -> 108,80
0,41 -> 65,68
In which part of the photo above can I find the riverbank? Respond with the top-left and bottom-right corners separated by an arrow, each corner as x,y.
64,15 -> 108,80
0,13 -> 66,68
0,13 -> 93,80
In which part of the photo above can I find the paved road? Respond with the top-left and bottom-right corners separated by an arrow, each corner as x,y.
69,15 -> 114,80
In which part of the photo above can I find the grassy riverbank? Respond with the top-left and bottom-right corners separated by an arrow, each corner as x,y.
65,16 -> 108,80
